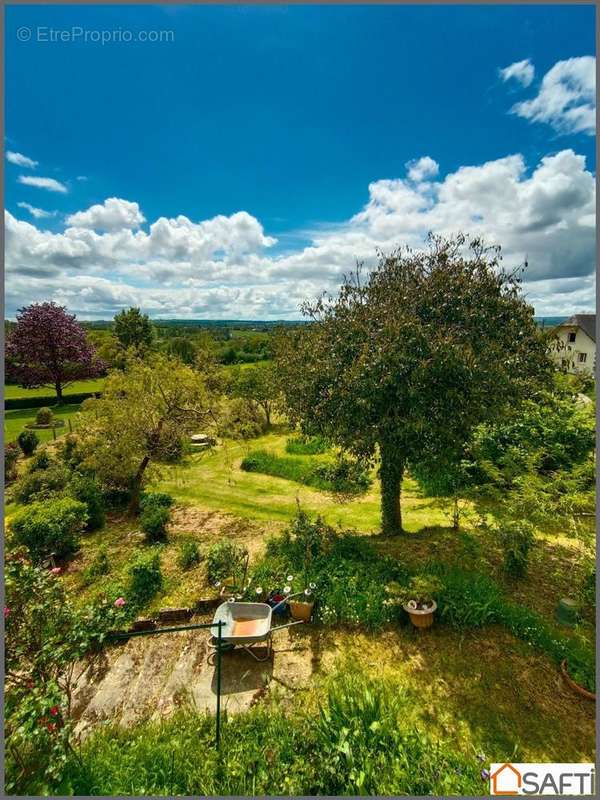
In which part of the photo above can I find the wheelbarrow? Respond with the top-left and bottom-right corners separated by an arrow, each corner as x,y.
207,596 -> 304,662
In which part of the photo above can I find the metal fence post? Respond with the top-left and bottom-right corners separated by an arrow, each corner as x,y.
215,620 -> 223,749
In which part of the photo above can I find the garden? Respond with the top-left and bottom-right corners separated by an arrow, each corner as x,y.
3,241 -> 596,795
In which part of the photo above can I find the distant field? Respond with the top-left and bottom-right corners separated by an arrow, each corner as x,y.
4,403 -> 82,445
4,378 -> 105,400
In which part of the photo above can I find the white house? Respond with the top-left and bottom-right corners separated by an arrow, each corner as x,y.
552,314 -> 596,374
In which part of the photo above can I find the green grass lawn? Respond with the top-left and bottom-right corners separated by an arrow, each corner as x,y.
4,378 -> 104,400
155,429 -> 451,532
4,403 -> 81,444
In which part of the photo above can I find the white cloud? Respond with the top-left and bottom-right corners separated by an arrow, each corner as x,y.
17,202 -> 57,219
5,149 -> 595,319
406,156 -> 439,183
499,58 -> 535,88
18,175 -> 68,193
511,56 -> 595,135
6,150 -> 38,168
66,198 -> 146,232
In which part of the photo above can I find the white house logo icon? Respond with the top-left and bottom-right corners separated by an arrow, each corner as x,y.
491,763 -> 522,795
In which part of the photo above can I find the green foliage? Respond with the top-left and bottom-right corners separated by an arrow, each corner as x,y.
4,552 -> 127,794
11,497 -> 88,562
36,406 -> 54,425
58,433 -> 81,467
429,565 -> 502,628
177,540 -> 201,571
228,362 -> 281,426
140,504 -> 170,542
496,520 -> 535,577
61,670 -> 483,796
285,434 -> 329,455
206,539 -> 248,585
68,473 -> 105,531
30,447 -> 52,471
14,460 -> 71,504
82,547 -> 111,585
113,306 -> 154,351
219,397 -> 266,439
140,491 -> 174,511
5,442 -> 19,483
241,450 -> 371,496
18,428 -> 39,456
127,550 -> 163,606
385,574 -> 443,607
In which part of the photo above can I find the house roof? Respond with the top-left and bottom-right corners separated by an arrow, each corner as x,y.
559,314 -> 596,343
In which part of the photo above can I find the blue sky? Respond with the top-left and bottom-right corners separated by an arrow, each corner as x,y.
5,4 -> 596,319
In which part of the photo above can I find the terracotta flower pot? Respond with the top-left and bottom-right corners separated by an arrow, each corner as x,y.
403,600 -> 437,629
560,660 -> 596,701
288,599 -> 314,622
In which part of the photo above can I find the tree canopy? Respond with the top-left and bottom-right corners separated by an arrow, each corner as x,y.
113,307 -> 154,352
6,302 -> 105,402
276,234 -> 553,534
77,353 -> 215,512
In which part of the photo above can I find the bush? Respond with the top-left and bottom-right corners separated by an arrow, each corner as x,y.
427,564 -> 501,628
207,539 -> 248,585
58,434 -> 82,467
17,429 -> 39,456
285,435 -> 329,455
127,550 -> 163,606
5,443 -> 19,484
241,450 -> 371,496
29,448 -> 52,471
139,492 -> 174,511
101,487 -> 131,510
14,461 -> 70,504
177,540 -> 201,571
219,398 -> 266,439
11,497 -> 88,562
140,505 -> 170,542
83,547 -> 111,584
68,473 -> 105,531
497,520 -> 535,577
36,406 -> 54,426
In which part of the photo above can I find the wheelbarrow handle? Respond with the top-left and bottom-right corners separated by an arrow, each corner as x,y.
270,619 -> 305,633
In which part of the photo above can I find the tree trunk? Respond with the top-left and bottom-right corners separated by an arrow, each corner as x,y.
264,403 -> 271,428
128,455 -> 151,515
55,381 -> 64,404
379,440 -> 404,534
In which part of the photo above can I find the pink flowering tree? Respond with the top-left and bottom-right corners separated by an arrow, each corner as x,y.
6,302 -> 105,403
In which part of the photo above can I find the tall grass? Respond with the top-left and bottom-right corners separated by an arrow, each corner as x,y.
64,671 -> 484,796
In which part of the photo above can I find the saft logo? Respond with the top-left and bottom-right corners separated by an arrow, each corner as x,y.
490,763 -> 595,796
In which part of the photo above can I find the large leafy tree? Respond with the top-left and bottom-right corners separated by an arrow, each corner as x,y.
6,302 -> 105,403
113,307 -> 154,352
276,234 -> 553,534
228,362 -> 281,427
77,353 -> 215,512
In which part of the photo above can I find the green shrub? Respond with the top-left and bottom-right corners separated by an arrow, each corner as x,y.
29,448 -> 52,471
83,547 -> 111,584
140,505 -> 170,542
497,520 -> 535,577
14,461 -> 70,504
11,497 -> 88,562
17,429 -> 39,456
5,443 -> 19,484
427,565 -> 501,628
207,539 -> 248,585
68,473 -> 105,531
241,450 -> 371,495
36,406 -> 54,426
58,433 -> 82,466
285,434 -> 329,455
177,540 -> 201,571
219,398 -> 266,439
139,491 -> 174,511
101,487 -> 131,509
127,550 -> 163,606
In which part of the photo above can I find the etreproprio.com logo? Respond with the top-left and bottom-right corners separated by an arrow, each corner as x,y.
16,26 -> 175,45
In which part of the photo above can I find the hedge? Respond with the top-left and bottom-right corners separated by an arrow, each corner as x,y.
5,391 -> 101,410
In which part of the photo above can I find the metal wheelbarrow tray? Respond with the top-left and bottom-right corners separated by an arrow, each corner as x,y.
209,600 -> 302,661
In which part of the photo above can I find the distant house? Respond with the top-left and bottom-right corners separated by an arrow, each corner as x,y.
551,314 -> 596,374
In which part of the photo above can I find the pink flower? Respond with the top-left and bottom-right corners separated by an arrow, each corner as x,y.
4,607 -> 10,619
114,597 -> 126,608
50,567 -> 62,575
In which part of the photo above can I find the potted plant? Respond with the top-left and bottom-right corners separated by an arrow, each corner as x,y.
385,575 -> 442,629
283,575 -> 316,622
